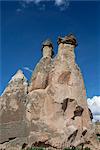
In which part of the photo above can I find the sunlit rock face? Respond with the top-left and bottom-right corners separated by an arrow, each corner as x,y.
28,39 -> 54,92
0,70 -> 29,147
0,34 -> 99,150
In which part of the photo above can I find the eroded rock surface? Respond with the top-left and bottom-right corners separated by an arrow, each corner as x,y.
0,70 -> 29,145
0,34 -> 99,150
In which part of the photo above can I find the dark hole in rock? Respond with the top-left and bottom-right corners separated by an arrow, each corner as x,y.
0,137 -> 16,144
69,99 -> 75,102
96,134 -> 100,137
9,137 -> 16,141
71,116 -> 75,120
22,143 -> 28,149
88,108 -> 93,120
33,141 -> 50,148
74,106 -> 84,116
0,140 -> 10,144
82,130 -> 87,136
67,130 -> 78,143
85,141 -> 91,144
72,106 -> 84,120
32,141 -> 58,149
61,98 -> 68,112
61,98 -> 75,113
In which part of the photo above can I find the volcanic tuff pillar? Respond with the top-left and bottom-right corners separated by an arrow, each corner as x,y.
0,34 -> 99,150
28,39 -> 54,92
57,34 -> 77,67
49,34 -> 91,128
41,39 -> 54,58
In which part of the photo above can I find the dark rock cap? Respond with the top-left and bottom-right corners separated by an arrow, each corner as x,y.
57,34 -> 78,47
41,39 -> 54,56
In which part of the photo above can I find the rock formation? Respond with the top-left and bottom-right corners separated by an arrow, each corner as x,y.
0,34 -> 99,150
95,122 -> 100,135
29,39 -> 54,92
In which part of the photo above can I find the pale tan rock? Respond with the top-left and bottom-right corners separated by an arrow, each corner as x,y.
42,39 -> 54,58
95,122 -> 100,134
28,57 -> 51,92
29,39 -> 54,92
0,34 -> 99,150
2,69 -> 28,95
0,70 -> 29,144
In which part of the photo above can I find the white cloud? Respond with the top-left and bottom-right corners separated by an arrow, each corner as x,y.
23,67 -> 33,73
87,96 -> 100,122
55,0 -> 67,6
23,0 -> 42,4
20,0 -> 69,10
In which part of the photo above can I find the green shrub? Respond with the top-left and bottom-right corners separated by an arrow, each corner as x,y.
84,148 -> 91,150
97,134 -> 100,141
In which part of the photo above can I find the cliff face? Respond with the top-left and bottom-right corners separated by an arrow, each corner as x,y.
0,34 -> 99,150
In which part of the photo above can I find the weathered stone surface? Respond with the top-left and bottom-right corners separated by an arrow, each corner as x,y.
0,70 -> 29,145
57,34 -> 78,47
41,39 -> 54,58
95,122 -> 100,135
88,108 -> 93,121
41,39 -> 54,57
28,57 -> 51,92
0,34 -> 99,150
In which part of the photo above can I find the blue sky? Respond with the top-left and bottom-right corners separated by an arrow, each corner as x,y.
0,0 -> 100,98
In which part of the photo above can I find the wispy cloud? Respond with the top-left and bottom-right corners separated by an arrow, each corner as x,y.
20,0 -> 69,11
55,0 -> 69,6
16,8 -> 22,12
23,67 -> 33,73
87,96 -> 100,122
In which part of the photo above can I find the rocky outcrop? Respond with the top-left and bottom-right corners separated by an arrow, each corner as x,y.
0,70 -> 29,146
29,39 -> 54,92
0,34 -> 99,150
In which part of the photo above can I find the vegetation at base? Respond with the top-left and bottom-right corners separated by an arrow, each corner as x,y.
64,147 -> 91,150
97,133 -> 100,141
26,147 -> 45,150
26,147 -> 91,150
95,121 -> 100,125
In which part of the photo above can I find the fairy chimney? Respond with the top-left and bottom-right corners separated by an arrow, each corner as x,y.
0,34 -> 99,150
57,34 -> 78,66
41,39 -> 54,58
